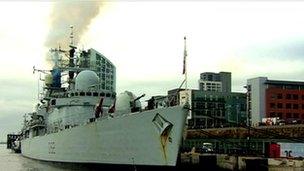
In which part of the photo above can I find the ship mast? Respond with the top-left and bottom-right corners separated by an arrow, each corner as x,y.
70,25 -> 74,47
68,25 -> 76,87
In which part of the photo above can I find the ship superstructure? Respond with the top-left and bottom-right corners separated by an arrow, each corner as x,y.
19,31 -> 188,167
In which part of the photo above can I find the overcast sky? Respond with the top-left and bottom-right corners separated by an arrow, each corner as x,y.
1,1 -> 304,141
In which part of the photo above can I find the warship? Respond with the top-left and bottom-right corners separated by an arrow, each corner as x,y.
17,31 -> 189,168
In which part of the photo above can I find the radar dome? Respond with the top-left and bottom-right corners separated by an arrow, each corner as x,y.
75,70 -> 99,91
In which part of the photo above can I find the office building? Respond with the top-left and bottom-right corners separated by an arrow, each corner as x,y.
246,77 -> 304,126
199,72 -> 231,93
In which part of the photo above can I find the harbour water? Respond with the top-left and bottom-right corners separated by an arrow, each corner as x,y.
2,144 -> 304,171
0,144 -> 109,171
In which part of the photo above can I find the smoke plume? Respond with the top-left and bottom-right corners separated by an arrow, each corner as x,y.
45,1 -> 102,49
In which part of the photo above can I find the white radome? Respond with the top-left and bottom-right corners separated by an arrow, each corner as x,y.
75,70 -> 99,91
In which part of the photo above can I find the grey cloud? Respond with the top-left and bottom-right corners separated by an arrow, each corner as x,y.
243,38 -> 304,60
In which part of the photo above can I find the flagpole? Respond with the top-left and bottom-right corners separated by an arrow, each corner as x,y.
184,36 -> 187,91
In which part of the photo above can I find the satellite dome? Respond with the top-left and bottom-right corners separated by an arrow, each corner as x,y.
75,70 -> 99,91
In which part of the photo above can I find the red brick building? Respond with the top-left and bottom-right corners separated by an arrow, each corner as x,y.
265,80 -> 304,123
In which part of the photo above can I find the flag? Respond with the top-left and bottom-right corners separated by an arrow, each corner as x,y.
183,36 -> 187,75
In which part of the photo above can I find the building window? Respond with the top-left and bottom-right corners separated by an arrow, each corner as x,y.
302,104 -> 304,109
293,104 -> 299,109
286,103 -> 292,109
96,54 -> 102,60
270,103 -> 276,109
196,111 -> 203,116
271,94 -> 276,99
286,94 -> 291,99
51,99 -> 56,105
270,112 -> 276,117
206,110 -> 211,116
294,113 -> 299,118
277,94 -> 283,99
285,85 -> 297,90
277,112 -> 283,118
277,103 -> 283,109
286,113 -> 292,118
218,103 -> 224,109
302,95 -> 304,100
293,94 -> 299,100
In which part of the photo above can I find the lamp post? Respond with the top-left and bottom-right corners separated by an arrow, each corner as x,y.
244,85 -> 251,155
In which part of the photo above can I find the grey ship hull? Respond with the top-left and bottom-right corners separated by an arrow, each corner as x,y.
21,106 -> 187,166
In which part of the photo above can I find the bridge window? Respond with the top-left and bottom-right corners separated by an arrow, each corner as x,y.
75,92 -> 78,96
86,92 -> 92,96
51,99 -> 56,105
93,92 -> 98,96
112,93 -> 116,98
80,92 -> 85,96
100,92 -> 105,97
71,93 -> 74,97
106,93 -> 111,97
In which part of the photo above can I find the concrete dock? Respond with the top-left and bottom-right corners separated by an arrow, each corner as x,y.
180,152 -> 304,170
